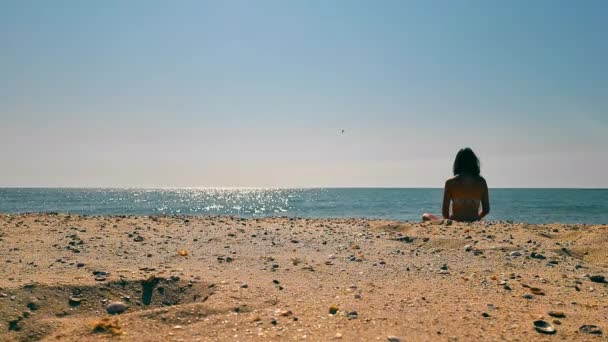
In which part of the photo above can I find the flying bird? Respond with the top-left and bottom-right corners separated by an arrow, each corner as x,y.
341,129 -> 345,134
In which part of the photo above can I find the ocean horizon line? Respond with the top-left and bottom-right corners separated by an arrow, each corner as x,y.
1,186 -> 607,190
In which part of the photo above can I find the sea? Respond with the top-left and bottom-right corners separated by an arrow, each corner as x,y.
0,188 -> 607,224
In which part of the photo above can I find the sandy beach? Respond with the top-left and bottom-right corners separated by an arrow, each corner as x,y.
0,213 -> 606,341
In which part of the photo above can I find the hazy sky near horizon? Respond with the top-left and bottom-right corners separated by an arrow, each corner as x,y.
1,0 -> 607,188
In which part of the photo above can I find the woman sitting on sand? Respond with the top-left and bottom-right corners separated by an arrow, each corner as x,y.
423,148 -> 490,222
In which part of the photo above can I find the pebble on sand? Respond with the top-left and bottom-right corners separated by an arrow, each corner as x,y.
68,296 -> 82,306
530,287 -> 545,296
547,311 -> 565,318
106,301 -> 128,315
579,325 -> 602,335
26,299 -> 40,311
589,275 -> 605,283
533,320 -> 556,334
530,252 -> 546,260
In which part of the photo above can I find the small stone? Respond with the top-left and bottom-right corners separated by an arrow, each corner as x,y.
329,305 -> 339,315
347,311 -> 358,319
8,318 -> 21,331
522,294 -> 534,299
68,297 -> 82,306
76,263 -> 85,268
279,310 -> 292,317
26,300 -> 40,311
509,251 -> 522,257
387,337 -> 401,342
579,325 -> 602,335
548,311 -> 565,318
482,312 -> 490,318
392,236 -> 414,243
533,320 -> 556,334
589,275 -> 605,283
530,252 -> 546,260
464,245 -> 472,252
530,287 -> 545,296
133,235 -> 144,242
106,301 -> 128,315
240,283 -> 248,288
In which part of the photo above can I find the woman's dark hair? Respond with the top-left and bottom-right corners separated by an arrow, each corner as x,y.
453,148 -> 481,177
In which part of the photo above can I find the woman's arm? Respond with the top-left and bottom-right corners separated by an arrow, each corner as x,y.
442,181 -> 451,219
480,180 -> 490,218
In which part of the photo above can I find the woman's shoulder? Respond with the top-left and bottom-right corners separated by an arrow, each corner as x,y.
478,176 -> 488,186
445,176 -> 458,186
447,175 -> 487,186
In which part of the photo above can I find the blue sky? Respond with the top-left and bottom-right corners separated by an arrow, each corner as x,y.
1,0 -> 606,187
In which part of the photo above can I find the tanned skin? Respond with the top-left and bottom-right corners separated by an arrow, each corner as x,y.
423,174 -> 490,222
442,174 -> 490,222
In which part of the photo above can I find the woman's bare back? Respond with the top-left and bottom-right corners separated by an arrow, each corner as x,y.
443,175 -> 489,222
